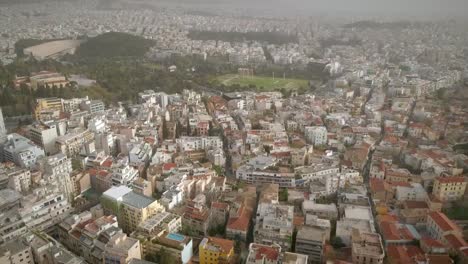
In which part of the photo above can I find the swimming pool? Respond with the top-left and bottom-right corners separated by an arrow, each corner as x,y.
166,233 -> 185,242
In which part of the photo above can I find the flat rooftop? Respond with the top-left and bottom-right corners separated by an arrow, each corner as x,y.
122,191 -> 156,209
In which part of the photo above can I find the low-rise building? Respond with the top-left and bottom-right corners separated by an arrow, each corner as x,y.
351,230 -> 385,264
199,237 -> 234,264
246,243 -> 281,264
103,233 -> 141,264
302,201 -> 338,220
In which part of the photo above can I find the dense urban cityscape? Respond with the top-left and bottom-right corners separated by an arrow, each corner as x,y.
0,0 -> 468,264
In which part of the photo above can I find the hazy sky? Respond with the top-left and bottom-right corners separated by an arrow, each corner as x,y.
2,0 -> 468,19
157,0 -> 468,19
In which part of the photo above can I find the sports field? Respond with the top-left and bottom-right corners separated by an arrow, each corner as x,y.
216,74 -> 308,90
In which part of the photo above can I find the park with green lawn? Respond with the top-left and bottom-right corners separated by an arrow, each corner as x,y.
215,74 -> 308,91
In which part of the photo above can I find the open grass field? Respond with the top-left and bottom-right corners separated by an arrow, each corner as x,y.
216,74 -> 308,90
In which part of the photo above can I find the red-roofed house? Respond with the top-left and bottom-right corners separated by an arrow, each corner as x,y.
380,222 -> 419,246
162,162 -> 177,174
246,243 -> 281,264
386,245 -> 425,264
420,237 -> 447,254
427,212 -> 464,243
444,234 -> 468,251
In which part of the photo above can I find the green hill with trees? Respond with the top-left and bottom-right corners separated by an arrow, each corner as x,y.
75,32 -> 155,58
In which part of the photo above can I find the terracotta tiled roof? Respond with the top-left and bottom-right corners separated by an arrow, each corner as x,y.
403,201 -> 429,209
420,237 -> 445,249
370,178 -> 385,192
255,245 -> 279,261
207,237 -> 234,254
211,202 -> 229,210
428,212 -> 460,232
444,234 -> 467,249
435,176 -> 465,184
227,205 -> 251,232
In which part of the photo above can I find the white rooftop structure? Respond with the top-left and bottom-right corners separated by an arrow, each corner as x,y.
102,186 -> 132,201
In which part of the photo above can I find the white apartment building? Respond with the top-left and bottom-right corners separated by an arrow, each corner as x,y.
20,192 -> 72,235
1,133 -> 45,169
44,153 -> 73,177
176,136 -> 223,152
80,99 -> 105,114
304,126 -> 328,146
128,142 -> 153,166
110,160 -> 139,187
28,122 -> 58,155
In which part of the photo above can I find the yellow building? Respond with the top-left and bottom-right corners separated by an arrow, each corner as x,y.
433,176 -> 467,202
34,97 -> 63,121
120,191 -> 165,234
199,237 -> 234,264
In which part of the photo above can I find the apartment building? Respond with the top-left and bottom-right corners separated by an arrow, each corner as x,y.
34,97 -> 63,121
295,226 -> 327,264
120,191 -> 165,234
176,136 -> 223,152
304,126 -> 328,146
432,177 -> 467,202
3,167 -> 31,194
1,133 -> 45,168
199,237 -> 234,264
28,122 -> 58,155
0,239 -> 34,264
254,203 -> 294,251
57,212 -> 120,264
103,233 -> 141,264
427,211 -> 464,244
55,129 -> 94,157
80,99 -> 105,114
351,230 -> 385,264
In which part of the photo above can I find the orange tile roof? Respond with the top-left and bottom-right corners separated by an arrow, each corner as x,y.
254,245 -> 280,261
293,216 -> 304,227
211,202 -> 229,210
420,237 -> 445,248
380,222 -> 415,241
444,234 -> 467,249
370,178 -> 385,192
426,254 -> 453,264
207,237 -> 234,254
428,212 -> 460,233
227,205 -> 252,232
404,201 -> 429,209
163,162 -> 177,171
435,176 -> 466,184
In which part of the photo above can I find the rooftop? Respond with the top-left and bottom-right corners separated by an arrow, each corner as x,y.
122,191 -> 157,209
200,237 -> 234,254
428,211 -> 460,233
102,185 -> 132,201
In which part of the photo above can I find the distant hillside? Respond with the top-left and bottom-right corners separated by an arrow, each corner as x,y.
75,32 -> 155,58
343,20 -> 416,29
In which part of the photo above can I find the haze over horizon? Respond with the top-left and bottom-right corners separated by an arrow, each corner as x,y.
2,0 -> 468,20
